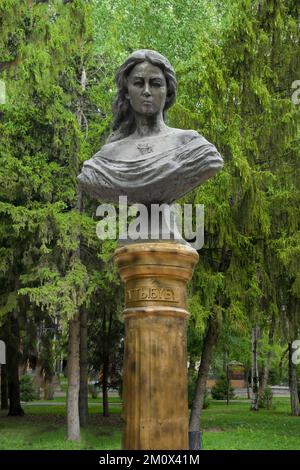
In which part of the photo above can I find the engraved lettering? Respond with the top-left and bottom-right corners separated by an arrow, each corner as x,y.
126,286 -> 178,303
150,288 -> 158,299
164,288 -> 174,301
158,288 -> 164,299
140,287 -> 147,299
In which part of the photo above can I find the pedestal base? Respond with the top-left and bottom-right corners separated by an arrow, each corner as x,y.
114,242 -> 199,450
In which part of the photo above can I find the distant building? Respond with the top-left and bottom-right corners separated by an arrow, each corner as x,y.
206,361 -> 246,389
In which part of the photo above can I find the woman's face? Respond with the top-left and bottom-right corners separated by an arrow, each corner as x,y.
125,61 -> 167,117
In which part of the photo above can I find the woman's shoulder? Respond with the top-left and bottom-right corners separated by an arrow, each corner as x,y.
165,127 -> 201,144
96,137 -> 131,158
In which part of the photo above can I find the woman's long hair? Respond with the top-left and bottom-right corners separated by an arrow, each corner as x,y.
107,49 -> 177,143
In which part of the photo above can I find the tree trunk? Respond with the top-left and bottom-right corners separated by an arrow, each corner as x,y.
6,314 -> 24,416
279,346 -> 289,382
245,367 -> 251,399
102,308 -> 113,418
66,96 -> 84,438
44,379 -> 54,400
189,313 -> 220,435
260,350 -> 271,392
75,67 -> 87,427
288,342 -> 300,417
67,312 -> 81,441
226,356 -> 230,406
102,359 -> 109,417
260,314 -> 276,393
79,306 -> 88,427
222,351 -> 227,374
250,325 -> 260,411
1,364 -> 9,410
34,360 -> 43,400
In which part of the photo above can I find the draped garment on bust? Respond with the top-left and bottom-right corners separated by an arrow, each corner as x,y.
77,131 -> 223,205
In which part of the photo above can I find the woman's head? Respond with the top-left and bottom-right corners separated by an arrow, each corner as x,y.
109,50 -> 177,142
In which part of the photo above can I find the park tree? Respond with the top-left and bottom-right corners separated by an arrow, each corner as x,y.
0,0 -> 106,437
86,255 -> 123,417
187,0 -> 300,434
253,0 -> 300,415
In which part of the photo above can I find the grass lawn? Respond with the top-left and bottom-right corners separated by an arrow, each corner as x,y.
32,396 -> 122,404
0,410 -> 122,450
201,398 -> 300,450
0,398 -> 299,450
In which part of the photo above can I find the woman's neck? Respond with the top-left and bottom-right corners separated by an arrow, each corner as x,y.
133,113 -> 168,138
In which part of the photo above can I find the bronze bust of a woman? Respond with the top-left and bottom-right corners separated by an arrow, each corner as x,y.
77,49 -> 223,205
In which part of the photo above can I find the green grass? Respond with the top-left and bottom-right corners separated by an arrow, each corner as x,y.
201,398 -> 300,450
21,404 -> 122,415
0,414 -> 122,450
32,396 -> 122,404
1,398 -> 299,450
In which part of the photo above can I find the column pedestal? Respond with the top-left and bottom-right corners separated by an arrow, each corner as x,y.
114,242 -> 199,450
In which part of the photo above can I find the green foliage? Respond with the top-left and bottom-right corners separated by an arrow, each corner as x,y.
0,2 -> 122,390
211,374 -> 235,400
20,374 -> 37,402
258,386 -> 273,410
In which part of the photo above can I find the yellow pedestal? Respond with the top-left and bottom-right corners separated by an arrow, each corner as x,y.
114,242 -> 199,450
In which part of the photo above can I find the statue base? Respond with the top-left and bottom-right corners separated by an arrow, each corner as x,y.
114,241 -> 199,450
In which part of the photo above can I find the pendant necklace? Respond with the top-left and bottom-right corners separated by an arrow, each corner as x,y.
136,142 -> 154,155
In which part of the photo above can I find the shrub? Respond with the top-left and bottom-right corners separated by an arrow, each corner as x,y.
258,386 -> 273,409
211,374 -> 235,400
20,374 -> 37,402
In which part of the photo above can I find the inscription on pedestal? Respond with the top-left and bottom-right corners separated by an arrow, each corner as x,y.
126,286 -> 179,303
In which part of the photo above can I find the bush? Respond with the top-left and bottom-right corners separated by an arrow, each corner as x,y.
211,374 -> 235,400
20,374 -> 37,402
258,386 -> 273,409
188,371 -> 210,409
